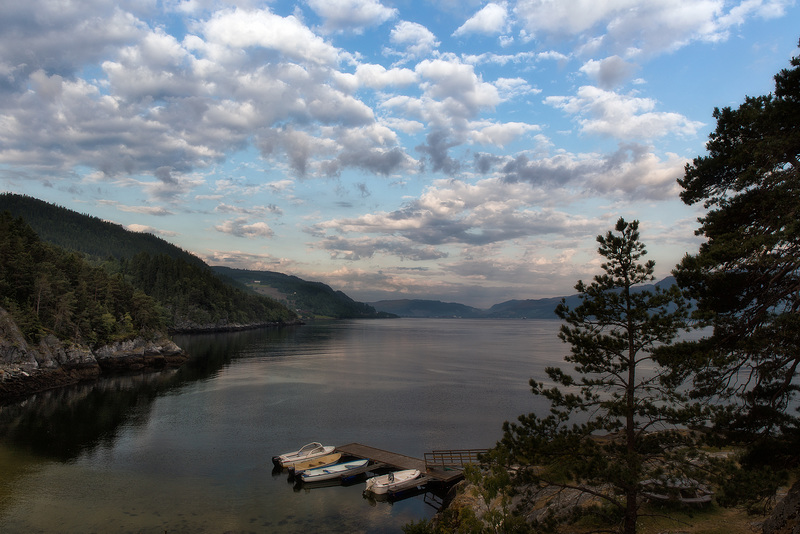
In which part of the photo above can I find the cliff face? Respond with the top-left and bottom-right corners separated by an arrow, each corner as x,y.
0,307 -> 186,402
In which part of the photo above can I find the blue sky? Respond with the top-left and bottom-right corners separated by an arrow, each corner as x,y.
1,0 -> 798,307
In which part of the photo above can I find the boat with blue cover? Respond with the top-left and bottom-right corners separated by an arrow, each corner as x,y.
300,458 -> 371,483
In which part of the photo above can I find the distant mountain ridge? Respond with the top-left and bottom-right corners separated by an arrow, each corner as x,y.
367,299 -> 484,318
371,277 -> 677,318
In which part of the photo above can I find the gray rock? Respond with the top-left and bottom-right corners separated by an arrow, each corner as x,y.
763,480 -> 800,534
0,306 -> 186,400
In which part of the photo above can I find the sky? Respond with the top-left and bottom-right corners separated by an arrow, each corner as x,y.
1,0 -> 798,308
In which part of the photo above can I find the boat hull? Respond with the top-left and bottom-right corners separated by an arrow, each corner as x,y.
289,453 -> 342,474
364,469 -> 421,495
301,459 -> 371,483
273,442 -> 336,467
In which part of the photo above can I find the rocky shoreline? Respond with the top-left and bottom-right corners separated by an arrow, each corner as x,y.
0,334 -> 188,403
0,306 -> 305,403
0,306 -> 185,402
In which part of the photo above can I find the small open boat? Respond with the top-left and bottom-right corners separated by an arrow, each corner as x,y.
289,452 -> 342,474
301,458 -> 371,483
272,442 -> 335,468
640,476 -> 714,504
364,469 -> 421,495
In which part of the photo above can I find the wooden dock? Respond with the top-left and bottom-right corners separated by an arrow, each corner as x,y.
336,443 -> 468,485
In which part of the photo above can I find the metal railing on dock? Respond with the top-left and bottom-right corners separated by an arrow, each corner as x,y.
424,449 -> 489,471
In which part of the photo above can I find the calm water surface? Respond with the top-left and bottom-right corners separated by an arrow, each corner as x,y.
0,318 -> 564,533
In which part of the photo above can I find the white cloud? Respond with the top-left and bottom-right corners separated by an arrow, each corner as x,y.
579,55 -> 637,88
453,2 -> 509,37
113,203 -> 174,216
469,121 -> 540,147
215,217 -> 275,238
305,0 -> 397,33
354,63 -> 418,89
416,58 -> 501,119
199,249 -> 295,271
311,174 -> 608,254
493,143 -> 688,200
126,223 -> 179,236
389,21 -> 440,61
513,0 -> 792,56
216,203 -> 283,217
197,7 -> 341,66
494,77 -> 539,99
0,3 -> 144,88
545,86 -> 704,140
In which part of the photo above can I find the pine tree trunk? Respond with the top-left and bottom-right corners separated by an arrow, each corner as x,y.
625,490 -> 638,534
625,299 -> 639,534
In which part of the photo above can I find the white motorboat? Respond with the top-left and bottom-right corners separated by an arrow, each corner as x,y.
300,458 -> 370,483
364,469 -> 421,495
273,442 -> 336,468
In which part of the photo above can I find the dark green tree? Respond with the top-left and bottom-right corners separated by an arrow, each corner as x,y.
671,43 -> 800,513
499,219 -> 702,534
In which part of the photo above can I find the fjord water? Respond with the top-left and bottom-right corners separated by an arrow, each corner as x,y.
0,318 -> 563,533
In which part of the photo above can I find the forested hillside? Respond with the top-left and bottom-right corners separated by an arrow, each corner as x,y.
0,193 -> 204,266
0,212 -> 167,345
127,255 -> 295,327
213,267 -> 394,319
0,193 -> 297,331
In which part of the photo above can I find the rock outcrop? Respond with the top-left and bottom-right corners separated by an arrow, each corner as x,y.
0,307 -> 187,402
763,480 -> 800,534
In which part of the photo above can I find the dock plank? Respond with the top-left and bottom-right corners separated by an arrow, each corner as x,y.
336,443 -> 463,484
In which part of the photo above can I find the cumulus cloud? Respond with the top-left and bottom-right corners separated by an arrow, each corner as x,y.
353,63 -> 418,89
579,55 -> 637,88
126,223 -> 179,236
306,0 -> 397,33
389,21 -> 440,61
513,0 -> 791,56
496,143 -> 687,200
199,249 -> 294,271
545,86 -> 704,139
416,58 -> 501,118
215,217 -> 275,238
0,2 -> 144,91
316,235 -> 449,260
196,7 -> 341,66
310,174 -> 611,258
469,121 -> 540,148
453,2 -> 510,37
259,123 -> 415,177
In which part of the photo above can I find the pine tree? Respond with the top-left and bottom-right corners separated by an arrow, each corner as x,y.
671,42 -> 800,517
499,219 -> 702,534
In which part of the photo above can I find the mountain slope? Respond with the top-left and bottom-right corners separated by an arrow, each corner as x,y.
0,193 -> 297,328
0,193 -> 204,267
213,267 -> 394,319
368,299 -> 484,318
